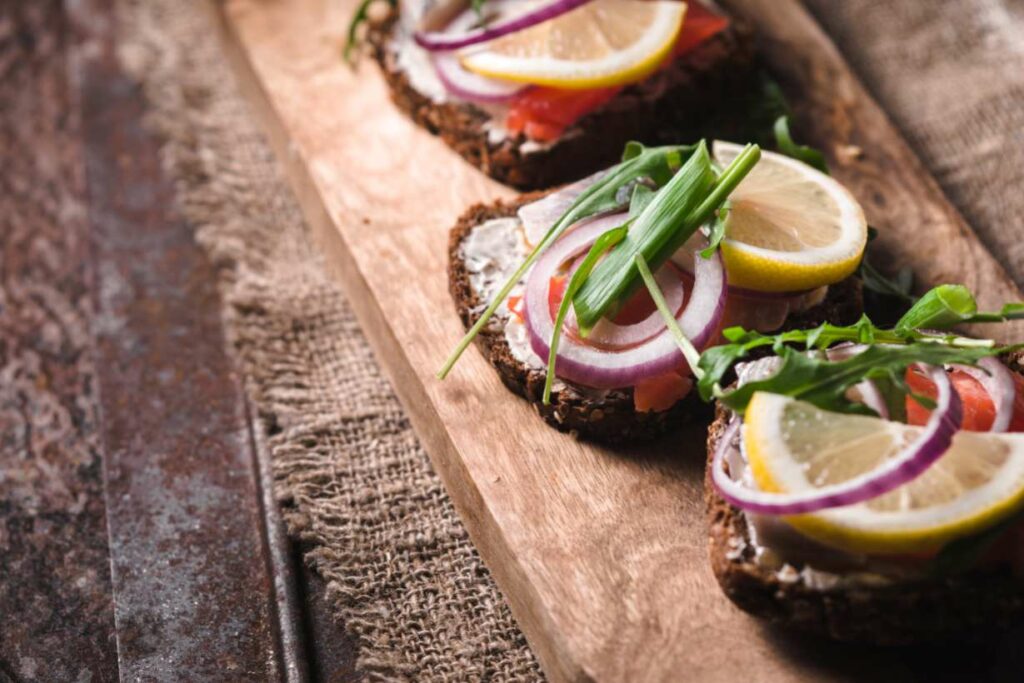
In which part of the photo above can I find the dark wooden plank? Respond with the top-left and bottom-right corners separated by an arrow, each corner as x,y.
0,2 -> 119,680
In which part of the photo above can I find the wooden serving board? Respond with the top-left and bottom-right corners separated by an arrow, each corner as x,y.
211,0 -> 1024,680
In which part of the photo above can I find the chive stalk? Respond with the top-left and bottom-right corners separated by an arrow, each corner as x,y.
635,253 -> 704,379
437,144 -> 693,379
573,143 -> 761,333
542,225 -> 630,404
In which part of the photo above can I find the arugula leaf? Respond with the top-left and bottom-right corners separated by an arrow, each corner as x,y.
627,183 -> 656,220
860,258 -> 915,302
857,227 -> 917,313
695,287 -> 1024,413
439,143 -> 693,379
773,116 -> 829,174
543,224 -> 630,404
716,343 -> 1008,415
896,284 -> 1024,331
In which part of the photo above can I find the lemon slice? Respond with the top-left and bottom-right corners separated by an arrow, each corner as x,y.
458,0 -> 687,90
713,141 -> 868,292
743,391 -> 1024,554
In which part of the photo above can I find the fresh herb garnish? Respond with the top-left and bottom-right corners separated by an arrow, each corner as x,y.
543,224 -> 629,404
344,0 -> 397,64
773,115 -> 829,174
696,284 -> 1024,414
635,253 -> 703,377
438,143 -> 690,379
713,342 -> 1006,416
896,284 -> 1024,331
700,202 -> 729,259
572,143 -> 761,334
854,226 -> 918,326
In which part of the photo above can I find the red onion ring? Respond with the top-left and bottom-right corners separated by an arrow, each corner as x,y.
415,0 -> 595,51
523,218 -> 727,389
952,357 -> 1015,432
432,52 -> 527,102
562,256 -> 686,349
712,365 -> 962,515
517,170 -> 611,247
826,343 -> 889,419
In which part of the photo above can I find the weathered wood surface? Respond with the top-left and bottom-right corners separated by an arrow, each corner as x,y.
213,0 -> 1023,681
0,3 -> 119,680
2,1 -> 327,680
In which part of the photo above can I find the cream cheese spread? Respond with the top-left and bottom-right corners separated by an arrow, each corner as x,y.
459,217 -> 545,369
391,1 -> 559,155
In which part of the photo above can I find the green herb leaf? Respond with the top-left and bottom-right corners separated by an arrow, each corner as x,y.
628,183 -> 656,220
930,511 -> 1022,577
696,299 -> 1017,409
635,253 -> 703,377
571,142 -> 715,335
860,258 -> 916,303
344,0 -> 396,64
700,203 -> 728,259
438,142 -> 693,379
773,115 -> 829,174
717,342 -> 1009,415
896,284 -> 1024,331
543,224 -> 630,404
573,143 -> 761,333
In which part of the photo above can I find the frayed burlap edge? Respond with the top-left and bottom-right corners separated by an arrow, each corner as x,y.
114,1 -> 542,679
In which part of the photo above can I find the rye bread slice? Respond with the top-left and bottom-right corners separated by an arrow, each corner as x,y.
449,194 -> 864,442
369,4 -> 756,190
704,359 -> 1024,645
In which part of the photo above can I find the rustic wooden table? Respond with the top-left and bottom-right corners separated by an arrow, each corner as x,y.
3,1 -> 1024,682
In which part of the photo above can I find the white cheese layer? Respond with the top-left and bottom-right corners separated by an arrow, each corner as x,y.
459,216 -> 545,369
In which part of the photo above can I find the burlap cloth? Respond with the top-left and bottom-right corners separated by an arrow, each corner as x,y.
116,0 -> 1024,680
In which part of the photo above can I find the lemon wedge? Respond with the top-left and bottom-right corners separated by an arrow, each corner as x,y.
743,391 -> 1024,555
458,0 -> 687,90
713,141 -> 868,292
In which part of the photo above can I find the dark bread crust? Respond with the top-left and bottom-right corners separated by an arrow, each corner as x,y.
449,195 -> 863,442
705,372 -> 1024,644
369,6 -> 756,190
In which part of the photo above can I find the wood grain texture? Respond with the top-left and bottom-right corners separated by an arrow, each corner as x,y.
212,0 -> 1021,680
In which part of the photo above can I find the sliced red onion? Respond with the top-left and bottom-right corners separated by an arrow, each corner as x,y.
713,365 -> 963,515
517,170 -> 610,246
523,219 -> 727,389
952,357 -> 1015,432
432,52 -> 527,102
825,343 -> 889,419
563,261 -> 686,349
415,0 -> 595,51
